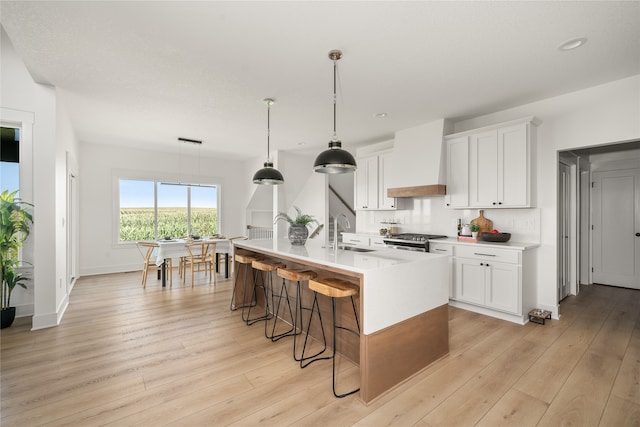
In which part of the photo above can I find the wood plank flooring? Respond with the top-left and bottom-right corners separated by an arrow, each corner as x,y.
1,271 -> 639,426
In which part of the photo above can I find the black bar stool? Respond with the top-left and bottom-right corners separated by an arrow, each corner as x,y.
301,277 -> 360,398
229,253 -> 262,322
272,268 -> 318,360
250,259 -> 285,329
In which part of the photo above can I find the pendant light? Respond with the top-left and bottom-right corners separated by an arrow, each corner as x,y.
253,98 -> 284,185
313,49 -> 357,174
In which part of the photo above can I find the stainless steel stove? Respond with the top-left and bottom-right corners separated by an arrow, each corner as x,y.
382,233 -> 448,252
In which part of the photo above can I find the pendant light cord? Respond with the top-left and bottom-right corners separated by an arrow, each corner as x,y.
267,101 -> 271,161
332,56 -> 338,142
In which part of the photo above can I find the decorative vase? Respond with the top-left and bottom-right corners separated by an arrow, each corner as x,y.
288,224 -> 309,246
1,307 -> 16,329
471,231 -> 478,238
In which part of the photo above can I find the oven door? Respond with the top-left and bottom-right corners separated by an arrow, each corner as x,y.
382,239 -> 428,252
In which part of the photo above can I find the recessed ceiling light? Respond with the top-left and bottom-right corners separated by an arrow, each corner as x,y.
558,37 -> 587,51
297,142 -> 305,146
375,113 -> 388,118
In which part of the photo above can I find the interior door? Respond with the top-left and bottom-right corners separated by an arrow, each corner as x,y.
592,169 -> 640,289
558,162 -> 571,300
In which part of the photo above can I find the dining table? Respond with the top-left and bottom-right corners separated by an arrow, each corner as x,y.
155,238 -> 232,286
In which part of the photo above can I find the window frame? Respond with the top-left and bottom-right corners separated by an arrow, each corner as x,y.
113,170 -> 221,246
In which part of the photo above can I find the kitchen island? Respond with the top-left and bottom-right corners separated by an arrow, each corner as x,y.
233,238 -> 449,404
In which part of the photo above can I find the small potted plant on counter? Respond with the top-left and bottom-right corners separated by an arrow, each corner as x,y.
274,206 -> 319,246
470,223 -> 480,238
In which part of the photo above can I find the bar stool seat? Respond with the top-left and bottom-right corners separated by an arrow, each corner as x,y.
229,253 -> 262,323
251,259 -> 285,331
301,277 -> 360,398
272,268 -> 318,358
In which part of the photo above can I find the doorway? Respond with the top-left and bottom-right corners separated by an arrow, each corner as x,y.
558,140 -> 640,306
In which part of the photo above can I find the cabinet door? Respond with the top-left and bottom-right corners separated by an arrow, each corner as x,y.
498,123 -> 529,207
454,258 -> 486,305
469,130 -> 499,207
445,136 -> 469,208
485,262 -> 520,314
378,152 -> 396,209
355,156 -> 378,210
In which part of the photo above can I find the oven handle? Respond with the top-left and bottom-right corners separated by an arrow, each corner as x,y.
385,244 -> 427,252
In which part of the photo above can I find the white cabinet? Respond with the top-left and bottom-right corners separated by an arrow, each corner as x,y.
342,233 -> 370,246
355,151 -> 396,210
370,237 -> 388,248
445,117 -> 537,209
450,244 -> 532,324
429,242 -> 454,298
444,136 -> 469,208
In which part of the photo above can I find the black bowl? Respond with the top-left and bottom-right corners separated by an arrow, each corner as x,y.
479,232 -> 511,242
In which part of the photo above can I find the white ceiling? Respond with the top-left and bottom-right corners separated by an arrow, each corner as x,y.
1,1 -> 639,161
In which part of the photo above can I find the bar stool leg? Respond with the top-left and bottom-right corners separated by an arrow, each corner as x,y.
266,277 -> 296,341
244,269 -> 272,325
230,262 -> 255,311
299,291 -> 330,368
331,296 -> 360,398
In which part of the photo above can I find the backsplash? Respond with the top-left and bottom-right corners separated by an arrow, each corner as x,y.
355,197 -> 541,243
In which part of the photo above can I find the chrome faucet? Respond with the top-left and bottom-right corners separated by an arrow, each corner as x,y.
333,213 -> 350,251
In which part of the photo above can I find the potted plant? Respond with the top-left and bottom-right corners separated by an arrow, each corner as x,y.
470,223 -> 480,238
274,206 -> 318,246
1,190 -> 33,328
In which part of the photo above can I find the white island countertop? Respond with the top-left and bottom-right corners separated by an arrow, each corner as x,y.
235,238 -> 446,274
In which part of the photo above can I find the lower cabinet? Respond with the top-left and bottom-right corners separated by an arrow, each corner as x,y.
447,243 -> 533,324
455,257 -> 519,314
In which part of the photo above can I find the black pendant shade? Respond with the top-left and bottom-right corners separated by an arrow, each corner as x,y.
253,161 -> 285,185
314,49 -> 356,174
254,98 -> 284,185
313,141 -> 357,174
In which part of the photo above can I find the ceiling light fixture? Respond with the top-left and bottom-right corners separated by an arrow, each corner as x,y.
253,98 -> 284,185
161,138 -> 217,188
558,37 -> 587,51
313,49 -> 357,174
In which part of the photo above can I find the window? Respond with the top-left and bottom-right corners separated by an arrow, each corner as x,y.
1,126 -> 20,194
119,178 -> 218,242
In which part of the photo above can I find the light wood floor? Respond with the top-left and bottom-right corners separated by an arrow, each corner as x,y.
1,270 -> 639,426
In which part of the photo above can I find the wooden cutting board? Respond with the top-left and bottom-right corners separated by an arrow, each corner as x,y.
470,210 -> 493,236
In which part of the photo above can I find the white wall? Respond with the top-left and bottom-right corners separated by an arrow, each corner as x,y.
1,26 -> 75,329
78,143 -> 247,276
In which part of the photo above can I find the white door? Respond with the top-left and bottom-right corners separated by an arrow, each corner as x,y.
469,130 -> 498,207
592,169 -> 640,289
558,162 -> 571,300
445,136 -> 469,208
455,258 -> 486,305
499,123 -> 529,207
378,152 -> 395,209
485,262 -> 520,314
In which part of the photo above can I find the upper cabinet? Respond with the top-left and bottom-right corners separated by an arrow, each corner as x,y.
355,151 -> 396,210
444,136 -> 469,208
444,117 -> 538,209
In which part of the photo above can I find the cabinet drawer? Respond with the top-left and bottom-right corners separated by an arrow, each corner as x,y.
370,237 -> 387,247
342,234 -> 370,246
455,245 -> 520,264
429,242 -> 453,255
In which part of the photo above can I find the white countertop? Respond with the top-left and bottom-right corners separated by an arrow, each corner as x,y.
235,238 -> 446,274
429,237 -> 539,251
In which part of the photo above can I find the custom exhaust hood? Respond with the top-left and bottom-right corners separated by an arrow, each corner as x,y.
386,119 -> 450,198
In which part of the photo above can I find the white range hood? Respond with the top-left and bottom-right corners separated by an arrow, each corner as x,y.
387,118 -> 452,197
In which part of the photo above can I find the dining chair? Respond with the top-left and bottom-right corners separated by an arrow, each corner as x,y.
183,241 -> 216,287
137,241 -> 172,288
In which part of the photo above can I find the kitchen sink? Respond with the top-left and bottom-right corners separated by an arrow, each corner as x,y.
338,245 -> 375,253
